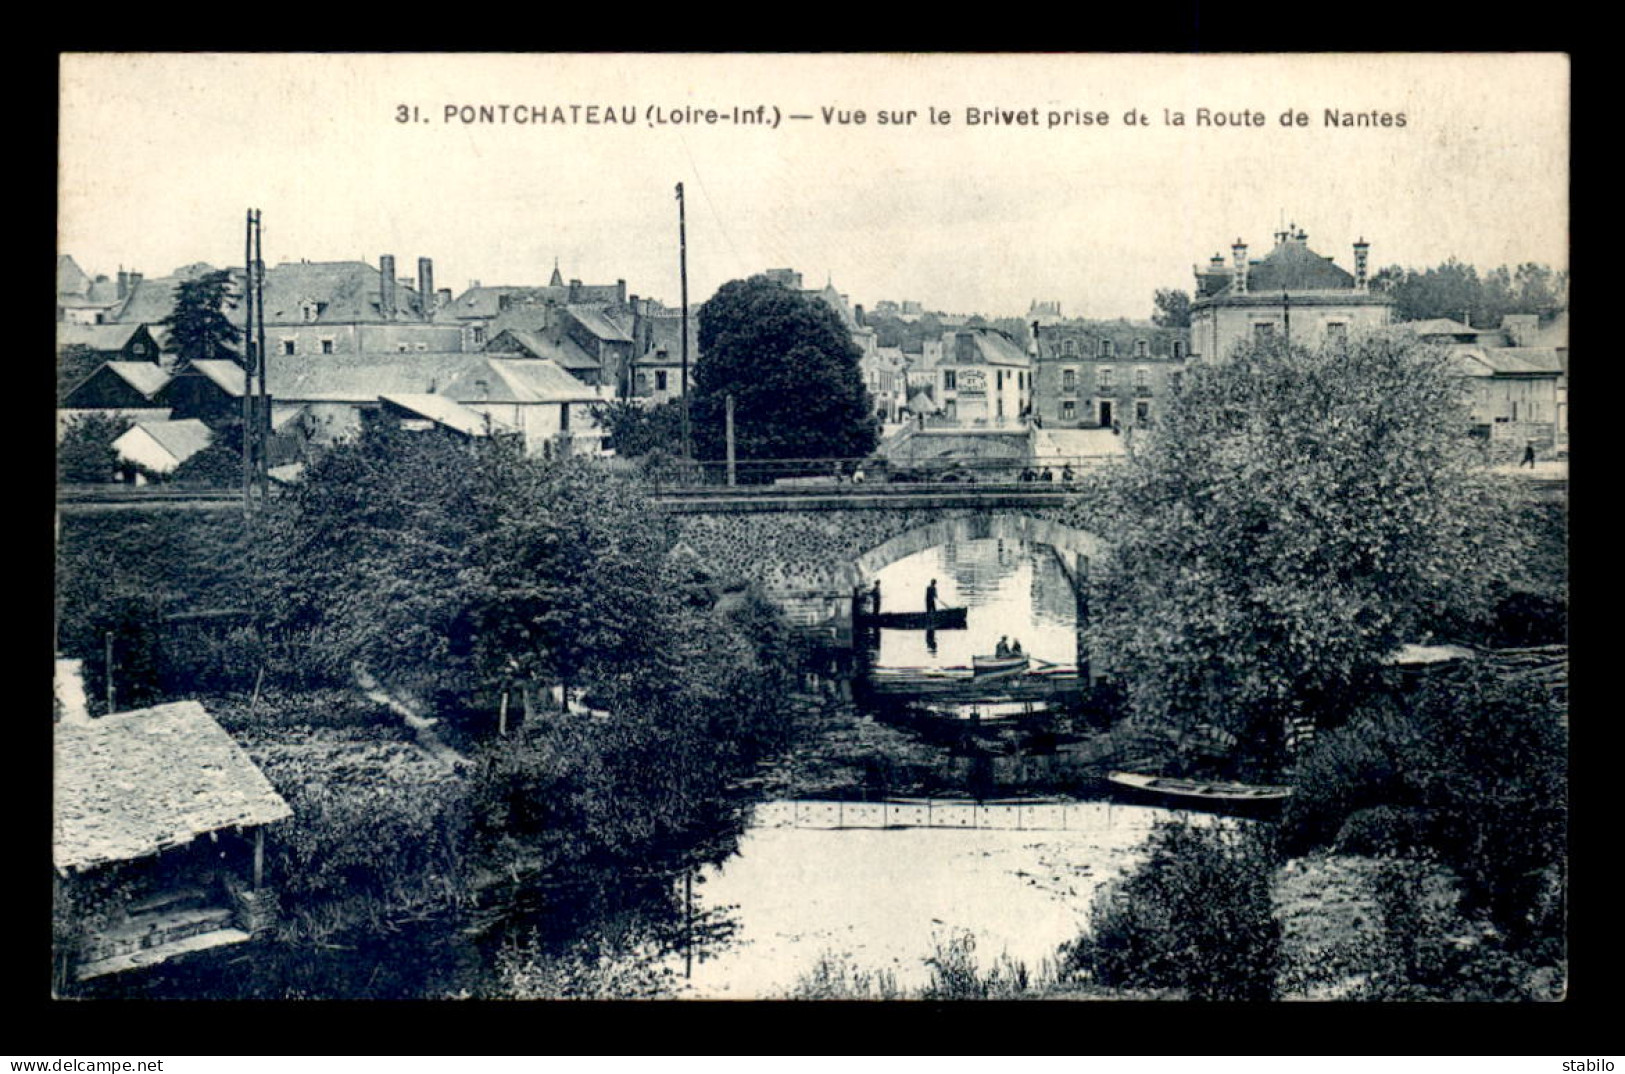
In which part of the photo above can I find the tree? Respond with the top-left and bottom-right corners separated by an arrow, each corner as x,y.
57,412 -> 132,484
1151,288 -> 1192,328
1077,331 -> 1521,776
57,343 -> 104,404
158,269 -> 241,368
591,399 -> 684,459
691,276 -> 878,465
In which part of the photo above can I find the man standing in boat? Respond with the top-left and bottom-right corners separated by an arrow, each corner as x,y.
925,578 -> 938,613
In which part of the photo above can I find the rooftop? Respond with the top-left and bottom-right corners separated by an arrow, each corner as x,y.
54,701 -> 292,873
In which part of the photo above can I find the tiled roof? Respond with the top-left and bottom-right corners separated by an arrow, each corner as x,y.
120,418 -> 214,464
1405,317 -> 1479,337
446,285 -> 567,320
380,393 -> 513,437
1243,240 -> 1355,292
945,328 -> 1029,366
566,305 -> 634,343
265,353 -> 486,401
486,329 -> 601,371
107,276 -> 188,325
260,260 -> 431,324
1453,347 -> 1565,377
57,323 -> 146,351
58,255 -> 92,296
442,358 -> 603,404
184,359 -> 249,397
55,701 -> 292,872
103,361 -> 172,398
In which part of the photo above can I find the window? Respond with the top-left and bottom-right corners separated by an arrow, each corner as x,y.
1100,339 -> 1114,358
1098,367 -> 1115,391
1326,322 -> 1348,347
1134,367 -> 1150,388
398,343 -> 409,353
1063,339 -> 1076,356
1170,371 -> 1184,391
1135,339 -> 1149,358
944,399 -> 957,419
656,370 -> 668,392
320,338 -> 334,354
1254,323 -> 1275,343
1062,368 -> 1077,392
281,339 -> 296,356
1136,401 -> 1151,423
560,403 -> 570,431
1172,340 -> 1186,359
944,370 -> 957,390
1062,400 -> 1075,420
471,326 -> 486,346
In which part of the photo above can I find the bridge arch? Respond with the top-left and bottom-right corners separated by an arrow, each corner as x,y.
841,511 -> 1109,592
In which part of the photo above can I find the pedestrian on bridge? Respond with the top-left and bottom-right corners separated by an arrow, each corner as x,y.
926,579 -> 938,613
871,580 -> 882,615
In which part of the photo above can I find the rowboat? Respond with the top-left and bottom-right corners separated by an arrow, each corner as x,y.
971,653 -> 1030,677
1106,770 -> 1293,804
856,607 -> 968,630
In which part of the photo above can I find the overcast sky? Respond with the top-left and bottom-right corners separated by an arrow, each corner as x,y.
59,53 -> 1568,321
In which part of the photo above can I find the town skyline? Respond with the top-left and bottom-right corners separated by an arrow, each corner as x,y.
60,54 -> 1567,322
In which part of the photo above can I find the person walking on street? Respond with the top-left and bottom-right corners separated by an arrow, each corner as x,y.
926,579 -> 938,613
1521,440 -> 1537,469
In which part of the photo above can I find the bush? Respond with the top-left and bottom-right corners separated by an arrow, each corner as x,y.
1283,661 -> 1565,940
1069,818 -> 1281,1000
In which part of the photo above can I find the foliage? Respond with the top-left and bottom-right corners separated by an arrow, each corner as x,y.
1069,818 -> 1281,1000
1151,288 -> 1193,328
1283,661 -> 1566,941
1079,332 -> 1521,773
170,419 -> 245,488
691,276 -> 879,465
57,412 -> 133,484
592,398 -> 685,459
786,951 -> 904,1000
158,269 -> 241,367
1371,259 -> 1567,326
57,343 -> 105,404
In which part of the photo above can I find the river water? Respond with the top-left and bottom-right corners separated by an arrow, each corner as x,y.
674,799 -> 1203,998
868,537 -> 1079,670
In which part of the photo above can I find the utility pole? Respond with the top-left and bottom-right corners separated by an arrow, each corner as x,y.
676,182 -> 692,465
254,210 -> 269,500
104,631 -> 114,715
242,209 -> 256,511
1282,290 -> 1292,349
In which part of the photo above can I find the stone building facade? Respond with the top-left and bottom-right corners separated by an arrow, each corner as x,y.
1030,321 -> 1189,430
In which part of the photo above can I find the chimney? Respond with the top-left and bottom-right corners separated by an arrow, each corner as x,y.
956,332 -> 976,363
1231,239 -> 1248,294
854,304 -> 865,327
117,269 -> 130,300
616,279 -> 626,305
569,279 -> 582,303
380,255 -> 397,318
436,288 -> 452,309
469,279 -> 481,290
1353,237 -> 1370,291
417,258 -> 435,320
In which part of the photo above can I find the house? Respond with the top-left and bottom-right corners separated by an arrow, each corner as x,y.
56,257 -> 132,325
440,357 -> 608,457
1031,320 -> 1190,431
864,345 -> 910,424
1397,310 -> 1569,449
112,419 -> 213,478
265,352 -> 491,447
375,393 -> 516,443
154,359 -> 247,425
61,361 -> 171,411
628,306 -> 698,403
1189,225 -> 1396,361
54,701 -> 292,985
57,323 -> 163,363
444,266 -> 629,352
931,328 -> 1031,428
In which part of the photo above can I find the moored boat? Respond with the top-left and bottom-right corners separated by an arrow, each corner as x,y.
1106,770 -> 1293,804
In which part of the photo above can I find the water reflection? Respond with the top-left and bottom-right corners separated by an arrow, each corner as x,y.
870,539 -> 1078,670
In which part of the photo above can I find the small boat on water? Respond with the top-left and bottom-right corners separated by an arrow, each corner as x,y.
1107,770 -> 1293,804
971,653 -> 1030,677
856,607 -> 968,630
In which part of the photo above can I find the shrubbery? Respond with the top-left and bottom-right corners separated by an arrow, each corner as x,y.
1068,818 -> 1281,1000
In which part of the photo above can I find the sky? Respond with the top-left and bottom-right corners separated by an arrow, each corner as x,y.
59,53 -> 1568,321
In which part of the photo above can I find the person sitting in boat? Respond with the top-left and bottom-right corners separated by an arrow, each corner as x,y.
1010,638 -> 1024,656
925,579 -> 938,613
995,636 -> 1011,658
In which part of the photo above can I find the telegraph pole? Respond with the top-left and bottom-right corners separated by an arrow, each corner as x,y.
253,210 -> 269,499
242,210 -> 256,510
676,182 -> 692,464
725,394 -> 736,486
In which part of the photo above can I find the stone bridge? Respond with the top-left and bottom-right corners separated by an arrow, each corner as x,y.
659,487 -> 1109,642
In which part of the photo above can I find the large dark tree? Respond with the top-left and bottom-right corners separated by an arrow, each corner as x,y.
1077,331 -> 1522,777
1371,259 -> 1567,325
691,276 -> 878,465
158,269 -> 241,368
1151,288 -> 1193,328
